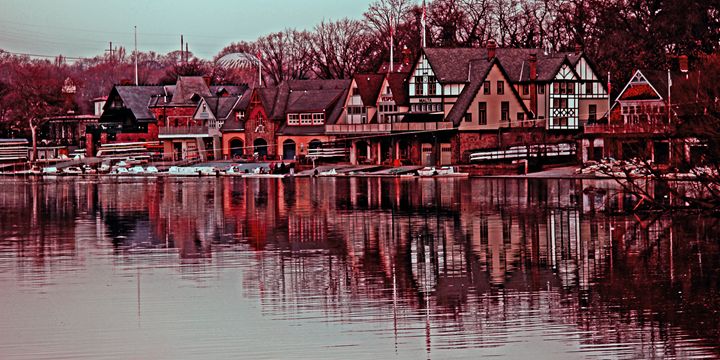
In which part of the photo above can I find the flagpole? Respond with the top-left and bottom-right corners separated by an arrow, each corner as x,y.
390,23 -> 394,73
421,0 -> 427,48
607,71 -> 611,120
134,26 -> 138,85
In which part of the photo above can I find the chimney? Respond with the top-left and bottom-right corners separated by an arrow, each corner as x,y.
487,39 -> 496,61
203,76 -> 211,87
679,55 -> 689,73
529,53 -> 538,116
574,44 -> 582,55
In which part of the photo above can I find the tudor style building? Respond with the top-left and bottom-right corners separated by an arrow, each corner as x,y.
328,42 -> 609,166
407,41 -> 609,165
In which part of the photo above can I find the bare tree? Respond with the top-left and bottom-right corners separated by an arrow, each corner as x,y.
458,0 -> 494,47
311,19 -> 373,79
427,0 -> 466,47
364,0 -> 414,36
256,29 -> 314,85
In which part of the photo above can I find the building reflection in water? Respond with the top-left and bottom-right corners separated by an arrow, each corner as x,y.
0,177 -> 717,358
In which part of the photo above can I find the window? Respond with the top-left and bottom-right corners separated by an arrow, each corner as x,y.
386,86 -> 391,94
347,106 -> 366,115
501,102 -> 509,122
517,112 -> 525,122
380,104 -> 397,113
352,87 -> 360,96
567,82 -> 575,94
414,76 -> 423,96
497,81 -> 505,95
300,114 -> 312,125
553,83 -> 560,94
589,105 -> 597,121
478,102 -> 487,125
428,76 -> 437,95
585,82 -> 594,95
523,85 -> 529,95
464,113 -> 472,122
313,113 -> 325,125
537,84 -> 545,94
288,114 -> 299,125
483,81 -> 491,95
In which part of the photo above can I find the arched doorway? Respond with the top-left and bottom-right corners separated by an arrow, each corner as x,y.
254,138 -> 268,159
229,138 -> 244,159
307,139 -> 323,158
282,139 -> 296,160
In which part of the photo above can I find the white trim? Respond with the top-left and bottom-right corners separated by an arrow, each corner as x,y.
614,69 -> 664,104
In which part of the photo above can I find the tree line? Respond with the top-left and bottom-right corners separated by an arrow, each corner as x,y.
1,0 -> 719,137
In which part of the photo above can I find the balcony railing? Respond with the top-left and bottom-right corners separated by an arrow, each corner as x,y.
158,126 -> 210,137
326,122 -> 453,134
584,123 -> 672,135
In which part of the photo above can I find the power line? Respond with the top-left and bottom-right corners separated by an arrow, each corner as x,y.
1,50 -> 88,60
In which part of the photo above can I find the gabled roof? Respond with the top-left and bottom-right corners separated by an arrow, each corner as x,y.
287,79 -> 349,91
108,85 -> 164,121
444,59 -> 494,124
353,74 -> 385,106
287,90 -> 343,113
259,86 -> 282,119
422,47 -> 581,84
259,79 -> 351,121
615,69 -> 708,117
387,72 -> 410,106
445,58 -> 532,126
196,96 -> 240,120
170,76 -> 213,105
234,88 -> 253,112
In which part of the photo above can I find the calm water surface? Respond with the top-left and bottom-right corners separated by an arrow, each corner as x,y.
0,177 -> 718,359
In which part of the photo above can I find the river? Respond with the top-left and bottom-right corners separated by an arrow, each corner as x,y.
0,177 -> 718,359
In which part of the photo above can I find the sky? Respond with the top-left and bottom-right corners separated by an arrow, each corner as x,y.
0,0 -> 373,60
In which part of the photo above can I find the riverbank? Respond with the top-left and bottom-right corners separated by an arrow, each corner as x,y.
0,160 -> 711,181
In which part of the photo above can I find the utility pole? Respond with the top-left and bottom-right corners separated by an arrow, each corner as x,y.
185,43 -> 189,63
180,34 -> 184,63
134,25 -> 138,86
105,41 -> 114,60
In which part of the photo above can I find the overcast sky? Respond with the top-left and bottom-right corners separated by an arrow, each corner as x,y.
0,0 -> 372,60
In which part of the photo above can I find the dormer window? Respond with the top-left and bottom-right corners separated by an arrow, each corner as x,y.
312,113 -> 325,125
288,114 -> 299,125
352,87 -> 360,96
288,113 -> 325,126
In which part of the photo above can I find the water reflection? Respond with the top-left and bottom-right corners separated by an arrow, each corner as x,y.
0,177 -> 718,359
